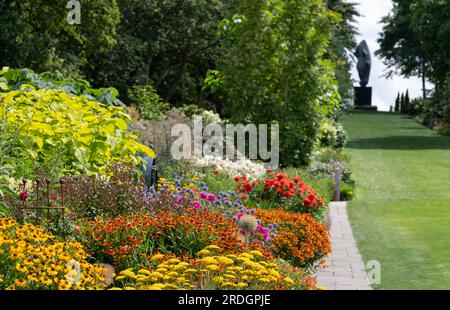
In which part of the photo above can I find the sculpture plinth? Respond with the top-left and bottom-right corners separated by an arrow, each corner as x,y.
354,87 -> 377,111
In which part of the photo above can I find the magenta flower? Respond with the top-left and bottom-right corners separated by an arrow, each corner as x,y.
19,191 -> 29,202
193,201 -> 202,211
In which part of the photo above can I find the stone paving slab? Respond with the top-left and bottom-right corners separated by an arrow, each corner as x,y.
315,202 -> 373,290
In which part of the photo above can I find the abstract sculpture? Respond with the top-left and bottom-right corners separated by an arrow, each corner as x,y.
355,40 -> 371,87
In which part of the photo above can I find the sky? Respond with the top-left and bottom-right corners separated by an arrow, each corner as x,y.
350,0 -> 426,111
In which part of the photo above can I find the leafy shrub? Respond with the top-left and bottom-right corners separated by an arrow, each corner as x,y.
257,209 -> 331,269
63,163 -> 147,220
0,218 -> 108,290
0,86 -> 154,177
334,123 -> 347,148
127,85 -> 171,121
111,246 -> 313,290
0,103 -> 15,215
318,121 -> 338,148
340,182 -> 354,201
0,67 -> 123,106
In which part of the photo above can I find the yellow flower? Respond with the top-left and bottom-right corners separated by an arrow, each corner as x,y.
284,277 -> 295,285
115,276 -> 126,281
156,268 -> 168,273
40,276 -> 53,286
151,272 -> 164,279
249,250 -> 264,257
221,282 -> 236,288
150,254 -> 165,262
184,268 -> 197,275
167,272 -> 179,277
16,263 -> 28,273
197,249 -> 211,257
258,277 -> 270,283
165,258 -> 181,265
198,257 -> 217,265
205,245 -> 221,251
316,286 -> 327,290
224,274 -> 236,280
120,270 -> 137,279
124,286 -> 136,290
217,256 -> 234,266
14,278 -> 27,288
236,282 -> 248,288
212,276 -> 224,284
109,287 -> 123,290
206,265 -> 219,272
138,269 -> 152,276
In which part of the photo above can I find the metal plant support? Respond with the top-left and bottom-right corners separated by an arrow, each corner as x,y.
19,179 -> 66,229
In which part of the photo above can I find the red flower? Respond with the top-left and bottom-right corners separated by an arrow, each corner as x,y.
276,173 -> 285,181
267,169 -> 274,174
244,183 -> 253,192
68,212 -> 76,217
294,176 -> 301,184
318,198 -> 324,206
234,176 -> 241,182
302,199 -> 311,207
242,176 -> 248,182
50,194 -> 57,201
308,194 -> 316,201
19,192 -> 29,202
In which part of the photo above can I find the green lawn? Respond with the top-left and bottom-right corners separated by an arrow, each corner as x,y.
343,111 -> 450,290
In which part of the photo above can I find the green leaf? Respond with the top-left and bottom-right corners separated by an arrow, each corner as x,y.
74,147 -> 90,165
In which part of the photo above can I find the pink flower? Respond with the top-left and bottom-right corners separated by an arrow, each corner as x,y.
176,196 -> 184,204
74,228 -> 81,234
68,212 -> 76,217
237,213 -> 244,220
193,201 -> 202,211
207,194 -> 217,202
50,194 -> 57,201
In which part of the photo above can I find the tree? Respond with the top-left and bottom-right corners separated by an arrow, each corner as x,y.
86,0 -> 234,106
209,0 -> 340,166
405,90 -> 411,114
0,0 -> 120,76
326,0 -> 360,105
377,0 -> 429,99
400,93 -> 405,113
395,93 -> 400,112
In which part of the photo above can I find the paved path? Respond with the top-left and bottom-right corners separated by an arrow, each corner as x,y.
315,202 -> 373,290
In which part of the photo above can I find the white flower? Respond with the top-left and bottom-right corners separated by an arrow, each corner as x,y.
191,155 -> 266,180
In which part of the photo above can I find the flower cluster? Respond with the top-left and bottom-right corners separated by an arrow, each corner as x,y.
257,209 -> 331,269
144,179 -> 276,245
0,218 -> 108,290
235,172 -> 325,217
191,155 -> 266,180
110,246 -> 310,290
78,208 -> 262,270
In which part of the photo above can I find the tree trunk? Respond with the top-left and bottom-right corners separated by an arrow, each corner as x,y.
422,62 -> 427,99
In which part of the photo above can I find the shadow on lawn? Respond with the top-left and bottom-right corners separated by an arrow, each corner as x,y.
347,135 -> 450,150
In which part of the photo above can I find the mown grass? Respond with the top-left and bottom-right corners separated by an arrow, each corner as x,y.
343,111 -> 450,290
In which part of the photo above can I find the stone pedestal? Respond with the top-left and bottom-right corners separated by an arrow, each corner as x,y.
354,87 -> 377,111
